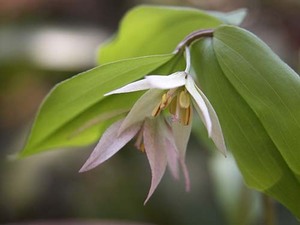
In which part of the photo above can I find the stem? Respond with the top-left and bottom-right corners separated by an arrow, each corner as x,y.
174,29 -> 214,53
262,195 -> 277,225
184,46 -> 191,73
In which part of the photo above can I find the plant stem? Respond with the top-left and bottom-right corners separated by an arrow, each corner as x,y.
263,194 -> 277,225
174,29 -> 214,53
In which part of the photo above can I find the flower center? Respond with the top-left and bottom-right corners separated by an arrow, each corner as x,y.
152,88 -> 192,126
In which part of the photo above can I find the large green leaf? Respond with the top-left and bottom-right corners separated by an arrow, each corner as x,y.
192,39 -> 300,217
213,25 -> 300,179
98,5 -> 224,64
21,54 -> 173,157
207,8 -> 247,26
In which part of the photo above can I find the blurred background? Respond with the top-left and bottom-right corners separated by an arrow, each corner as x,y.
0,0 -> 299,224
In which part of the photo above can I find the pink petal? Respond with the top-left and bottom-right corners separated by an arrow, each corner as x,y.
164,139 -> 180,180
79,119 -> 141,172
171,119 -> 192,159
162,121 -> 180,180
119,89 -> 163,134
171,121 -> 192,191
143,118 -> 167,204
179,157 -> 191,192
145,72 -> 186,89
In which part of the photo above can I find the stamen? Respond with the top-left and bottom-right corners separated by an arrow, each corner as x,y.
181,105 -> 192,126
160,93 -> 168,109
152,102 -> 162,117
139,143 -> 145,153
134,129 -> 145,152
179,90 -> 190,109
169,97 -> 177,115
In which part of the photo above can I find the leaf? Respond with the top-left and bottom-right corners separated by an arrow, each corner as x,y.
207,8 -> 247,26
192,38 -> 300,217
213,25 -> 300,178
98,5 -> 224,64
20,54 -> 173,157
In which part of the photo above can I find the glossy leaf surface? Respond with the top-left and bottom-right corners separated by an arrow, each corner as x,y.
21,54 -> 173,156
192,36 -> 300,217
213,25 -> 300,178
98,5 -> 224,64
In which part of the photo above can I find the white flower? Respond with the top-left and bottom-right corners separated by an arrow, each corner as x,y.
80,47 -> 227,203
105,47 -> 227,156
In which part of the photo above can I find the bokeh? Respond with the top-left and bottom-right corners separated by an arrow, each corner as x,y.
0,0 -> 299,224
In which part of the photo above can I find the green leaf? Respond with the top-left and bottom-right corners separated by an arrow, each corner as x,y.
192,39 -> 282,190
207,8 -> 247,26
213,25 -> 300,179
98,5 -> 224,64
192,38 -> 300,217
21,54 -> 173,157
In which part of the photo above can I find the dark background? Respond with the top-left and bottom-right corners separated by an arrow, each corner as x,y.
0,0 -> 299,224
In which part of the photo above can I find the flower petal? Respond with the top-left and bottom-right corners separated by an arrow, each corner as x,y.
119,89 -> 163,134
161,120 -> 180,180
195,86 -> 227,156
171,121 -> 192,191
79,119 -> 141,172
145,72 -> 186,89
104,79 -> 151,96
143,118 -> 167,204
164,138 -> 180,180
185,75 -> 212,135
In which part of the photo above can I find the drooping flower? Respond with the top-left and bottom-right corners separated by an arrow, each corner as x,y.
80,88 -> 191,203
80,47 -> 227,202
105,47 -> 227,155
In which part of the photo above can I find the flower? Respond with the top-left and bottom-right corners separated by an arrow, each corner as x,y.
80,88 -> 191,203
104,47 -> 227,156
80,47 -> 227,202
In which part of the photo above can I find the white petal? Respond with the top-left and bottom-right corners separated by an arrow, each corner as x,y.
185,75 -> 212,135
79,119 -> 141,172
145,72 -> 186,89
143,118 -> 167,204
119,89 -> 163,134
196,86 -> 227,156
104,79 -> 151,96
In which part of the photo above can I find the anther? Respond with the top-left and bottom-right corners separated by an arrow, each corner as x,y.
179,90 -> 190,109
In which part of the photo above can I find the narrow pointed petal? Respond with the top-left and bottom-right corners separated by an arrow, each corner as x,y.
179,157 -> 191,192
171,121 -> 192,190
196,86 -> 227,156
79,119 -> 141,172
119,89 -> 163,134
143,118 -> 167,204
161,120 -> 180,180
164,139 -> 180,180
171,119 -> 192,159
185,75 -> 212,135
104,79 -> 151,96
145,72 -> 186,89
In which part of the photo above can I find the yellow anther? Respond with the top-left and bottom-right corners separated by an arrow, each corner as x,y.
152,102 -> 162,117
168,97 -> 177,115
160,93 -> 168,109
179,90 -> 190,109
180,105 -> 191,126
135,129 -> 145,153
139,143 -> 145,153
